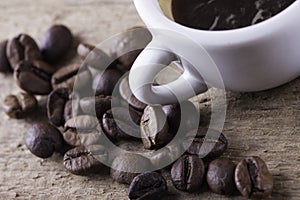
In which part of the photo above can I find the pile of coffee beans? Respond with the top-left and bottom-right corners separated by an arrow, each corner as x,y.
0,24 -> 274,199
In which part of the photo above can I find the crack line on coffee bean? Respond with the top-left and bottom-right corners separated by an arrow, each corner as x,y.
31,67 -> 52,81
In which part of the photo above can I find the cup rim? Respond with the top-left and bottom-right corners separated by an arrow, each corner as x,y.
134,0 -> 299,46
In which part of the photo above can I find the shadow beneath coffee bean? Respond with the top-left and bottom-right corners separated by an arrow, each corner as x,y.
24,97 -> 48,123
271,173 -> 292,199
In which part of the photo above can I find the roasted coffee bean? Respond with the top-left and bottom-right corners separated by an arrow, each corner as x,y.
40,24 -> 73,63
179,101 -> 199,132
77,43 -> 112,71
119,75 -> 147,111
64,98 -> 80,122
25,122 -> 63,158
162,104 -> 181,135
51,63 -> 92,93
140,105 -> 171,150
79,95 -> 112,118
92,69 -> 122,96
63,145 -> 107,175
150,141 -> 183,169
207,158 -> 237,195
0,40 -> 12,72
128,172 -> 168,200
63,115 -> 104,147
113,27 -> 152,70
3,92 -> 38,119
128,105 -> 143,125
110,153 -> 154,184
235,156 -> 274,198
183,128 -> 228,159
6,34 -> 42,69
14,60 -> 54,95
47,88 -> 71,127
102,107 -> 140,140
171,155 -> 205,192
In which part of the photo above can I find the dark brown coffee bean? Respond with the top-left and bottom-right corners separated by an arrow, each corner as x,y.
207,158 -> 237,195
128,172 -> 168,200
7,34 -> 42,69
77,43 -> 112,71
140,105 -> 170,150
51,63 -> 92,93
171,155 -> 205,192
235,156 -> 274,198
25,122 -> 63,158
40,24 -> 73,63
14,60 -> 54,95
47,88 -> 71,127
0,40 -> 12,72
110,153 -> 154,184
162,103 -> 181,135
128,105 -> 143,125
180,101 -> 199,132
113,27 -> 152,70
3,92 -> 38,119
92,69 -> 122,96
64,98 -> 80,122
63,145 -> 107,175
63,115 -> 104,147
102,107 -> 140,140
119,75 -> 147,111
79,95 -> 112,118
183,128 -> 228,159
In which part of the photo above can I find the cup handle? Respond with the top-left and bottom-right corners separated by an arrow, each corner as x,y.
129,42 -> 208,105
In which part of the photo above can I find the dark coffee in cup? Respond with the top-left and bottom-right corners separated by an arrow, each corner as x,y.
171,0 -> 295,30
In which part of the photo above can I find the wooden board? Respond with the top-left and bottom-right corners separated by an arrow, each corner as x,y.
0,0 -> 299,199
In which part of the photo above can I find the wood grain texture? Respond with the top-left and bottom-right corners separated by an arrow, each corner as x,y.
0,0 -> 299,199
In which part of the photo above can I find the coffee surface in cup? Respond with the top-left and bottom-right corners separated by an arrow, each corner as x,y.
172,0 -> 295,30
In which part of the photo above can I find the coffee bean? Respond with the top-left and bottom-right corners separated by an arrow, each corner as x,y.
64,98 -> 80,122
128,172 -> 168,200
51,63 -> 92,93
25,122 -> 63,158
7,34 -> 42,69
0,40 -> 12,72
235,156 -> 274,198
92,69 -> 122,96
3,92 -> 38,119
79,95 -> 112,118
102,107 -> 140,140
14,60 -> 54,95
171,155 -> 205,192
207,158 -> 237,195
47,87 -> 71,127
110,153 -> 154,184
113,27 -> 152,70
162,103 -> 181,135
40,24 -> 73,63
140,105 -> 171,150
183,128 -> 228,159
63,145 -> 107,175
119,75 -> 147,111
128,105 -> 143,125
77,42 -> 112,71
179,101 -> 199,132
63,115 -> 104,147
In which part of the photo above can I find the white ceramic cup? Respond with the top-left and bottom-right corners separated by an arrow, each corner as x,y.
129,0 -> 300,104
